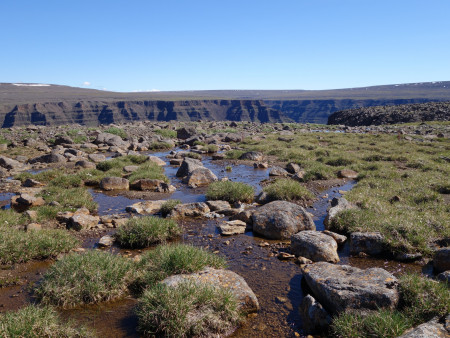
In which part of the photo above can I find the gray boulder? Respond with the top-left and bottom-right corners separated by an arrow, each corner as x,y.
239,151 -> 263,161
433,247 -> 450,273
176,127 -> 197,140
184,167 -> 217,187
350,232 -> 385,255
252,201 -> 315,239
169,202 -> 210,218
29,153 -> 66,164
299,295 -> 332,334
302,262 -> 399,315
161,267 -> 259,313
291,231 -> 339,263
269,166 -> 289,177
88,153 -> 106,163
398,318 -> 448,338
100,177 -> 129,191
176,157 -> 203,178
0,156 -> 24,170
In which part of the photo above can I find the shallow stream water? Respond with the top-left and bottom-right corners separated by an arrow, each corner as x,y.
0,150 -> 430,337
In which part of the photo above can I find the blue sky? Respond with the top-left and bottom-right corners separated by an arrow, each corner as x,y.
1,0 -> 449,92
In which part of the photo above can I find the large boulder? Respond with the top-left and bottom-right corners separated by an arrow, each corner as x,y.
302,262 -> 399,315
184,167 -> 218,187
433,247 -> 450,273
0,156 -> 24,170
299,295 -> 332,335
324,197 -> 356,228
350,232 -> 385,255
176,158 -> 203,178
100,177 -> 129,191
169,202 -> 210,218
252,201 -> 315,239
291,231 -> 339,263
176,127 -> 197,140
161,267 -> 259,313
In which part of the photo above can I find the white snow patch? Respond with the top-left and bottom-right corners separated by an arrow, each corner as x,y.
12,83 -> 51,87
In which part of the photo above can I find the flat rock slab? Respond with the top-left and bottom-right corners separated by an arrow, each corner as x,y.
126,200 -> 166,215
218,220 -> 247,236
398,318 -> 448,338
302,262 -> 399,315
161,267 -> 259,313
169,202 -> 210,218
252,200 -> 315,239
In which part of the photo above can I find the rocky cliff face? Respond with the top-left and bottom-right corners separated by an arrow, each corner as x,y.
265,98 -> 434,124
327,101 -> 450,126
0,100 -> 286,127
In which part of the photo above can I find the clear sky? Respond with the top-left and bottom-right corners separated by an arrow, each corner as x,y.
1,0 -> 449,92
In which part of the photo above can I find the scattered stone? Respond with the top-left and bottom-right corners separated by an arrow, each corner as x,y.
161,267 -> 259,313
297,256 -> 313,265
395,252 -> 423,262
350,232 -> 385,256
22,178 -> 45,187
148,156 -> 166,166
176,127 -> 197,140
302,262 -> 399,315
252,201 -> 315,240
337,169 -> 358,179
239,151 -> 264,161
88,153 -> 106,163
291,231 -> 339,263
206,200 -> 231,211
0,155 -> 25,170
299,294 -> 332,335
131,179 -> 175,192
75,160 -> 96,169
277,252 -> 296,260
218,220 -> 247,236
437,271 -> 450,283
433,247 -> 450,273
12,193 -> 45,208
269,166 -> 289,177
98,235 -> 115,247
286,162 -> 301,174
176,157 -> 203,177
69,214 -> 100,231
26,223 -> 42,231
324,197 -> 356,228
126,200 -> 166,214
123,165 -> 139,173
292,171 -> 306,182
322,230 -> 347,245
100,177 -> 129,191
253,162 -> 269,169
169,202 -> 210,218
29,153 -> 66,164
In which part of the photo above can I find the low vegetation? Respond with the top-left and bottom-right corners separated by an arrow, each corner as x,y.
0,305 -> 92,337
115,216 -> 181,248
39,186 -> 97,212
160,199 -> 181,217
154,129 -> 177,138
35,251 -> 135,307
104,126 -> 127,139
206,181 -> 254,204
137,281 -> 240,337
127,162 -> 168,184
331,273 -> 450,338
263,178 -> 314,201
96,155 -> 148,172
132,244 -> 227,293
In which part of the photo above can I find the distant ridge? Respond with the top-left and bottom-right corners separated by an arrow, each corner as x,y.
1,81 -> 449,126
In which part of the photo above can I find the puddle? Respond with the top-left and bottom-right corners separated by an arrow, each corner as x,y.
0,192 -> 14,209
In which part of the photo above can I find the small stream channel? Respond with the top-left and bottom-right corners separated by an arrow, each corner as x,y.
0,150 -> 429,337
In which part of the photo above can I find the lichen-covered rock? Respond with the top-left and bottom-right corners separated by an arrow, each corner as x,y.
184,167 -> 217,187
169,202 -> 210,218
302,262 -> 399,315
69,214 -> 100,231
299,294 -> 332,334
218,220 -> 247,236
98,235 -> 115,247
100,177 -> 129,191
161,267 -> 259,313
126,200 -> 166,214
350,232 -> 385,255
252,201 -> 315,239
269,166 -> 289,177
322,230 -> 347,245
398,318 -> 448,338
239,151 -> 263,161
291,231 -> 339,263
206,200 -> 232,211
433,247 -> 450,273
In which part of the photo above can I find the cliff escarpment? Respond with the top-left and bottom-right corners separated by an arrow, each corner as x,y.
327,101 -> 450,126
0,100 -> 286,127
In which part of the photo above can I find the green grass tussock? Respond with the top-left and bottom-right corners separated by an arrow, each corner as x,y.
115,216 -> 181,248
104,127 -> 127,139
127,163 -> 168,184
35,250 -> 135,307
154,129 -> 177,138
0,228 -> 79,265
133,244 -> 227,292
39,186 -> 97,212
137,281 -> 241,337
160,199 -> 181,217
0,305 -> 92,337
206,181 -> 254,204
96,155 -> 148,172
263,179 -> 314,201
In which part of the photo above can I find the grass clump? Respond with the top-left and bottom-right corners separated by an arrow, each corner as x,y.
0,305 -> 92,337
331,273 -> 449,338
225,150 -> 245,159
96,155 -> 148,172
206,181 -> 254,204
35,250 -> 135,307
0,228 -> 79,265
127,163 -> 168,184
115,216 -> 181,248
133,244 -> 227,292
263,179 -> 314,201
154,129 -> 177,138
160,199 -> 181,217
104,127 -> 127,139
149,141 -> 173,150
206,144 -> 219,153
137,281 -> 241,337
39,186 -> 97,212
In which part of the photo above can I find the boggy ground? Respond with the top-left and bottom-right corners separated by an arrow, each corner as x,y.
0,120 -> 448,337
